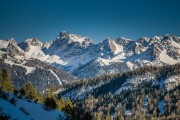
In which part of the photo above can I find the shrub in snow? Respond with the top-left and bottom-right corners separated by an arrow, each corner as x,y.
13,89 -> 19,96
2,93 -> 9,100
44,96 -> 58,110
9,97 -> 16,106
19,107 -> 29,115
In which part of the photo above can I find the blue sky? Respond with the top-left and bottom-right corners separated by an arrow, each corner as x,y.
0,0 -> 180,43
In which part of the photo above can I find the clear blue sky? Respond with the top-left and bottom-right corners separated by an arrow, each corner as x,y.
0,0 -> 180,43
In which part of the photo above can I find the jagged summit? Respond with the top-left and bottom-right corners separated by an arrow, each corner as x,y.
24,37 -> 42,46
18,37 -> 42,52
55,31 -> 94,46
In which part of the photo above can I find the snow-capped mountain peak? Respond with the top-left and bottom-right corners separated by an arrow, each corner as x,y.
25,37 -> 42,47
0,32 -> 179,79
55,31 -> 94,46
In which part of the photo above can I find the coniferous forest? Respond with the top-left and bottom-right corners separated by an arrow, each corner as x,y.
59,64 -> 180,120
0,64 -> 180,120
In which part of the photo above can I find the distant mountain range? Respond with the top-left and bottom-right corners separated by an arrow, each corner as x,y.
0,32 -> 180,90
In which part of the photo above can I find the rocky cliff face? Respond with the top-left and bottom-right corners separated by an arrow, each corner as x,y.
45,31 -> 94,58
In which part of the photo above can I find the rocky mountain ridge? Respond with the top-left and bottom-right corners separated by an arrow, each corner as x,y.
0,32 -> 180,80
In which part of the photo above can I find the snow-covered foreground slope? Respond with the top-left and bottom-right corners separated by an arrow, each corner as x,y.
0,94 -> 66,120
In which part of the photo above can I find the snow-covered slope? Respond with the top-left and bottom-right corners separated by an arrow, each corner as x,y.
43,31 -> 95,72
1,58 -> 75,91
164,75 -> 180,90
0,37 -> 76,90
72,35 -> 180,78
60,65 -> 180,101
0,40 -> 9,48
0,93 -> 66,120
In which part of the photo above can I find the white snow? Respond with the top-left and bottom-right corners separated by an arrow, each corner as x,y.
170,40 -> 180,49
24,43 -> 67,67
115,73 -> 156,94
119,36 -> 132,41
96,57 -> 110,66
159,50 -> 179,64
25,45 -> 44,58
4,60 -> 36,74
49,70 -> 62,85
164,75 -> 180,90
141,46 -> 148,52
63,81 -> 106,100
171,40 -> 180,53
69,34 -> 88,44
16,99 -> 64,120
44,55 -> 66,65
53,88 -> 65,94
25,66 -> 36,74
96,53 -> 125,67
0,40 -> 9,48
24,40 -> 94,72
60,52 -> 94,71
0,94 -> 66,120
113,41 -> 123,54
111,53 -> 126,62
0,98 -> 31,120
126,61 -> 134,70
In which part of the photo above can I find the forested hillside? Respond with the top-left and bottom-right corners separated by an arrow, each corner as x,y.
59,64 -> 180,119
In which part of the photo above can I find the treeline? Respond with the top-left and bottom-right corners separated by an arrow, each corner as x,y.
60,63 -> 180,98
93,63 -> 180,97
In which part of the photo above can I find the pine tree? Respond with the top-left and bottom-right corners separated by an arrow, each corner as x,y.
44,95 -> 58,110
0,69 -> 14,92
96,111 -> 102,120
65,98 -> 73,108
20,82 -> 38,101
119,116 -> 124,120
118,107 -> 124,120
49,84 -> 56,94
62,98 -> 73,115
9,97 -> 16,106
57,97 -> 65,110
37,91 -> 43,103
45,84 -> 56,97
106,110 -> 111,120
